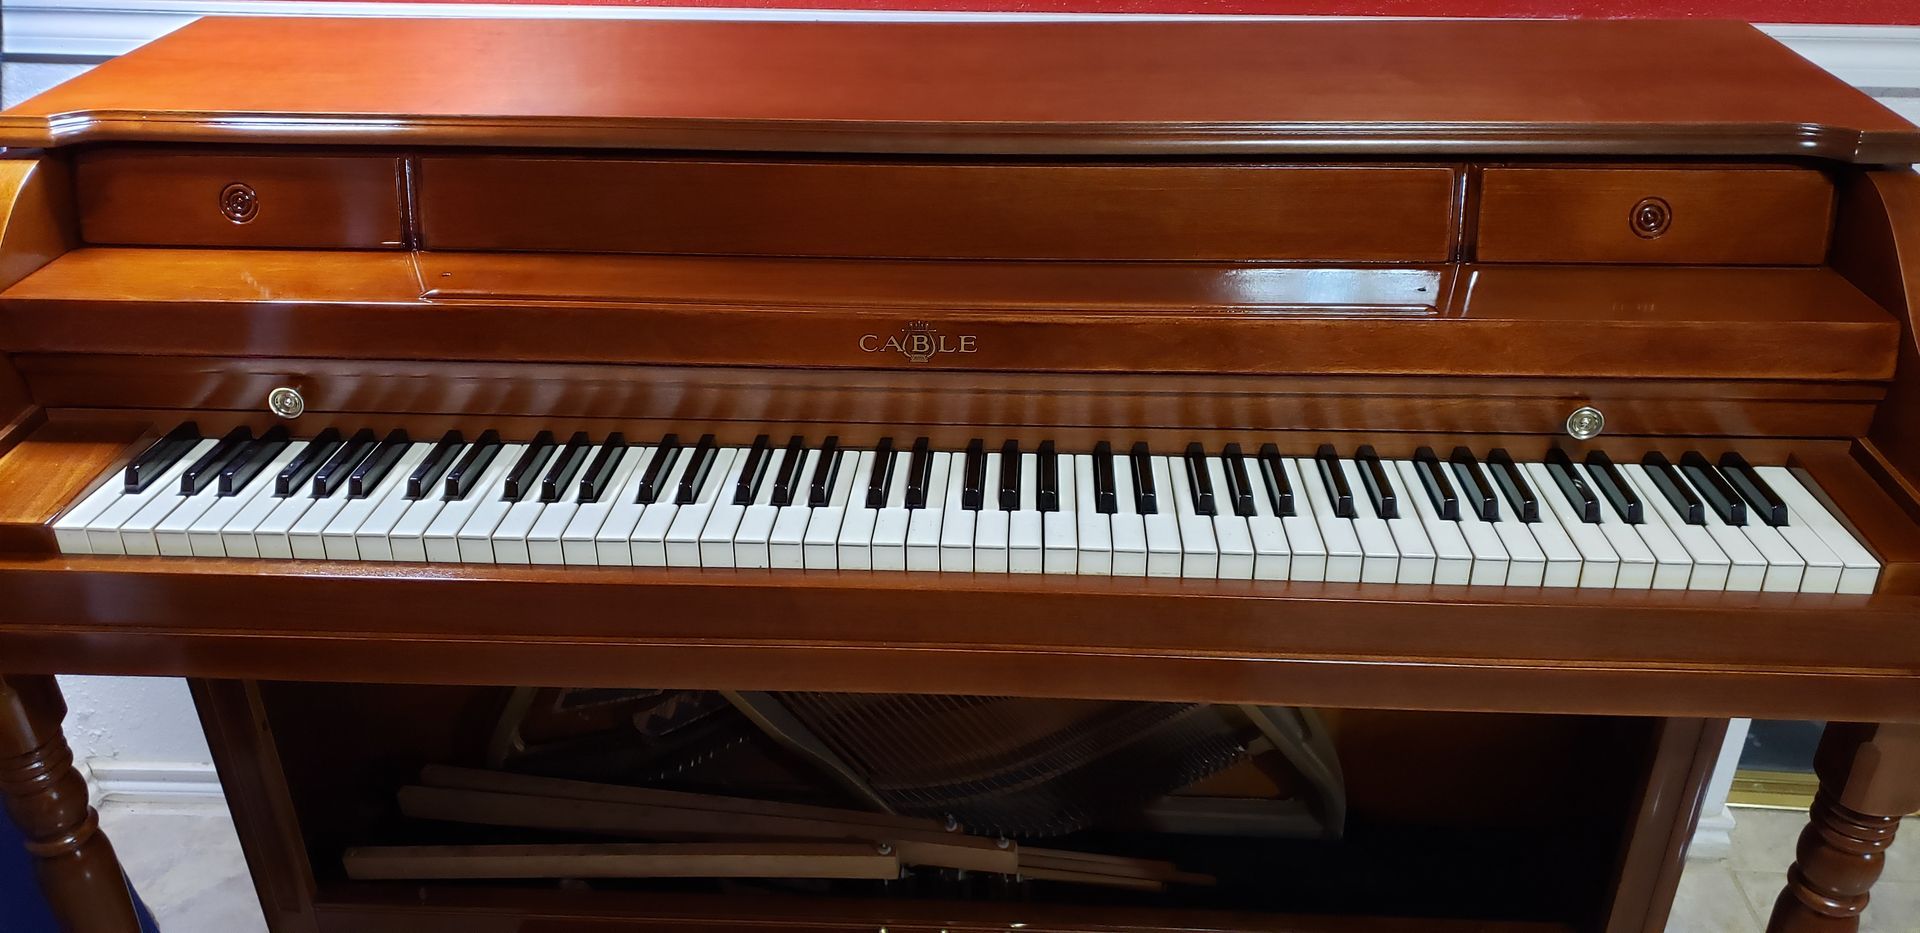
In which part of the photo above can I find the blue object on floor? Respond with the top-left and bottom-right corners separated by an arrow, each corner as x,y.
0,806 -> 159,932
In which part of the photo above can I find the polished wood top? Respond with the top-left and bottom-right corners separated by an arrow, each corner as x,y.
2,17 -> 1916,160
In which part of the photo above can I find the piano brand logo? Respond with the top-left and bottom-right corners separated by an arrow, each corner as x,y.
860,321 -> 977,364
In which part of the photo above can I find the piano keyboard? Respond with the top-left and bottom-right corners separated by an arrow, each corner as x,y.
51,425 -> 1881,593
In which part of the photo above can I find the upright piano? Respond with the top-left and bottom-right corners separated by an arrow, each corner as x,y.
0,16 -> 1918,933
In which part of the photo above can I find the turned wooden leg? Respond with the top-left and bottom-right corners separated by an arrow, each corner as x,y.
0,675 -> 142,933
1768,721 -> 1920,933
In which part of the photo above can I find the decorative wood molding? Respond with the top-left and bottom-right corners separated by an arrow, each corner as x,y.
4,0 -> 1920,95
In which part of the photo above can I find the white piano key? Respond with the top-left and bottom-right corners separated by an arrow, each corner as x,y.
1241,454 -> 1292,582
667,447 -> 740,567
1108,456 -> 1148,577
1169,455 -> 1218,579
188,441 -> 304,558
938,462 -> 977,570
589,447 -> 658,567
1668,470 -> 1771,592
1334,459 -> 1400,585
1276,458 -> 1327,582
563,445 -> 646,566
324,443 -> 431,561
907,452 -> 951,572
1069,455 -> 1108,575
1730,509 -> 1807,594
1143,457 -> 1183,578
291,462 -> 379,559
1009,453 -> 1043,574
488,496 -> 549,566
426,444 -> 525,564
54,466 -> 137,555
1294,458 -> 1361,583
256,484 -> 328,561
731,445 -> 787,570
1205,457 -> 1255,580
221,442 -> 317,559
1052,453 -> 1082,575
835,451 -> 882,571
1774,519 -> 1844,594
769,450 -> 822,570
1621,463 -> 1729,591
1572,463 -> 1658,590
105,439 -> 217,555
1579,463 -> 1691,591
801,448 -> 855,569
871,449 -> 914,571
1757,467 -> 1880,594
1372,460 -> 1437,585
1524,462 -> 1617,588
527,445 -> 606,566
1394,461 -> 1474,586
459,447 -> 544,566
153,481 -> 227,557
972,452 -> 1011,573
631,449 -> 702,567
699,448 -> 762,569
358,444 -> 450,562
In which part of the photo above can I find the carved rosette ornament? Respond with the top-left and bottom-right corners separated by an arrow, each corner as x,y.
1630,196 -> 1672,239
219,182 -> 259,224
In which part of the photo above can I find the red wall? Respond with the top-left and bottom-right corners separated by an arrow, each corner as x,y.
344,0 -> 1920,24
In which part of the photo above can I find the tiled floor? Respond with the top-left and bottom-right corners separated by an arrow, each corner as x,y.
94,800 -> 1916,932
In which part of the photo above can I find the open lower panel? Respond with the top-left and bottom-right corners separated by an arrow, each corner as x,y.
208,681 -> 1703,932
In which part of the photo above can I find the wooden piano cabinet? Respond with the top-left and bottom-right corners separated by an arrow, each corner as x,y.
186,680 -> 1728,933
0,675 -> 140,933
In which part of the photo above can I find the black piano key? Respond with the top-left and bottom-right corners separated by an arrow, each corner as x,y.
503,431 -> 558,503
675,434 -> 720,506
1582,450 -> 1642,524
125,422 -> 201,493
1130,442 -> 1158,515
732,434 -> 773,506
1718,451 -> 1789,527
1446,447 -> 1495,522
1313,444 -> 1355,519
1641,452 -> 1705,525
217,425 -> 290,496
538,432 -> 592,503
1486,449 -> 1539,523
1413,447 -> 1461,521
1543,448 -> 1601,523
961,438 -> 986,511
997,440 -> 1021,511
1354,445 -> 1396,519
577,432 -> 629,504
1183,442 -> 1217,517
179,426 -> 254,496
442,430 -> 502,501
866,437 -> 897,509
769,435 -> 804,508
1037,441 -> 1060,513
1221,443 -> 1256,518
347,429 -> 411,499
904,437 -> 933,510
1092,441 -> 1118,515
634,433 -> 680,505
312,428 -> 377,498
406,430 -> 466,500
807,436 -> 842,509
1256,443 -> 1295,517
1680,451 -> 1748,527
276,427 -> 341,497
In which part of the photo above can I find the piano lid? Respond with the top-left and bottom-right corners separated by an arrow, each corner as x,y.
2,17 -> 1917,162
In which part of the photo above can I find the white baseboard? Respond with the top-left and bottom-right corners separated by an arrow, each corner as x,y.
5,0 -> 1919,95
78,760 -> 226,805
1689,808 -> 1738,862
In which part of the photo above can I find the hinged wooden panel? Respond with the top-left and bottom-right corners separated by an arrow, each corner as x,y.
417,158 -> 1458,261
75,149 -> 408,248
1475,167 -> 1834,264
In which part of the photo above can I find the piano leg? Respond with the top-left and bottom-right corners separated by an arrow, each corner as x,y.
0,674 -> 142,932
1767,721 -> 1920,933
